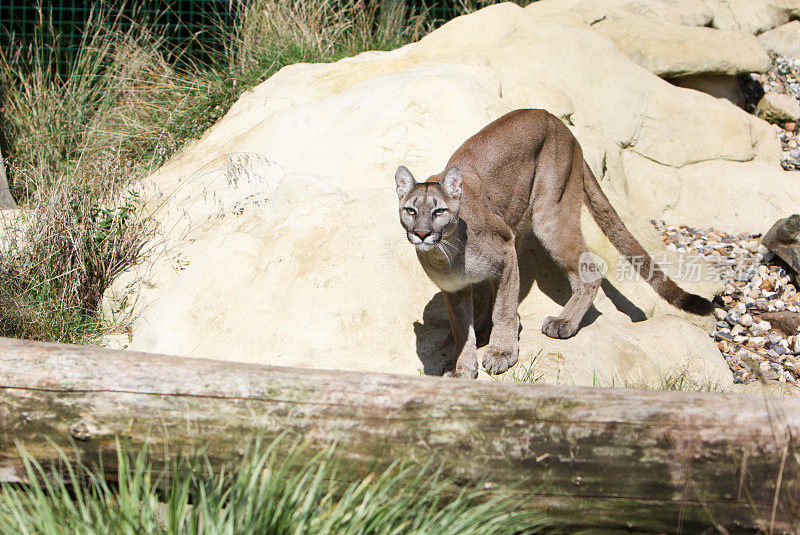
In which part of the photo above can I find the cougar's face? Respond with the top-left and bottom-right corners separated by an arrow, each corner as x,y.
395,165 -> 462,252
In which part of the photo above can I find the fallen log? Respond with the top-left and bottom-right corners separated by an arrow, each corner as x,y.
0,337 -> 798,532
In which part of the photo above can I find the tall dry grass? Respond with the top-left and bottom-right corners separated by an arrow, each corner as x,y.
176,0 -> 431,142
0,4 -> 191,341
0,5 -> 193,199
0,1 -> 519,343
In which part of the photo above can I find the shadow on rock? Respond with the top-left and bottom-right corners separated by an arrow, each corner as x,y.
413,232 -> 647,375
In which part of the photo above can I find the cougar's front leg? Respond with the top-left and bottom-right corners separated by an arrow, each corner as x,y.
441,287 -> 478,379
482,246 -> 520,375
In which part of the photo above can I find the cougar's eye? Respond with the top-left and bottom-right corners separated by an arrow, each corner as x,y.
432,208 -> 448,217
403,206 -> 416,216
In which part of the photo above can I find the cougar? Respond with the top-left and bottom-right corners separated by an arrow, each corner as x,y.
395,109 -> 713,379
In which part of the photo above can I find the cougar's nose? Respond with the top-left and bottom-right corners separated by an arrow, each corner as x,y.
413,230 -> 431,241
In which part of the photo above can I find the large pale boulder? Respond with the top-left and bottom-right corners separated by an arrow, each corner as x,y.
593,16 -> 771,77
105,3 -> 796,388
759,21 -> 800,57
522,0 -> 790,106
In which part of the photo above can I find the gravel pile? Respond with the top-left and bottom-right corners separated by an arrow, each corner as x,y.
652,220 -> 799,385
743,54 -> 800,171
777,124 -> 800,171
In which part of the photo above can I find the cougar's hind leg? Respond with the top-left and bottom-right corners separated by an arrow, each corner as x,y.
531,135 -> 600,339
533,211 -> 601,339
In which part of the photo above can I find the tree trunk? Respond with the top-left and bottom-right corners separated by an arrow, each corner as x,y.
0,337 -> 798,532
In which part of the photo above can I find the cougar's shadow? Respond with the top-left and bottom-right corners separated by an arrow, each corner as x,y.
413,232 -> 646,375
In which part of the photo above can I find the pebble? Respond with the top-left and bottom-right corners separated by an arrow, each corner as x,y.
648,54 -> 800,384
653,218 -> 800,385
744,54 -> 800,171
726,311 -> 742,325
739,313 -> 754,327
715,331 -> 734,342
767,333 -> 784,345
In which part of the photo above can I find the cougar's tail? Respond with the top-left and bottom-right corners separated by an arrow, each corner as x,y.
582,162 -> 713,316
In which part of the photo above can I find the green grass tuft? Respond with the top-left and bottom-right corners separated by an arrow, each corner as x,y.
0,438 -> 549,534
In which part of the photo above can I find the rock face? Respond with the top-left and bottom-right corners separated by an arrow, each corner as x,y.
759,21 -> 800,58
105,0 -> 800,388
593,16 -> 771,78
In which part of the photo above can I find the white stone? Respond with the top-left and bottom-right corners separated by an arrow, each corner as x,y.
756,93 -> 800,123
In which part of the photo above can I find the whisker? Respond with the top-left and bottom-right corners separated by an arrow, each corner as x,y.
445,236 -> 464,247
437,242 -> 452,268
441,238 -> 461,254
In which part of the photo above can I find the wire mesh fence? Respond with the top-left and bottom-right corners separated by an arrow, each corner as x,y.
0,1 -> 532,72
0,0 -> 233,71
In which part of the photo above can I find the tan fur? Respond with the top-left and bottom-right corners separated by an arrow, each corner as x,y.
396,109 -> 712,379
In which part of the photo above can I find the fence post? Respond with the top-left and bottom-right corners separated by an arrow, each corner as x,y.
0,146 -> 13,208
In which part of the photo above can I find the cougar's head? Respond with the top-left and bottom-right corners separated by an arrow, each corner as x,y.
395,165 -> 462,252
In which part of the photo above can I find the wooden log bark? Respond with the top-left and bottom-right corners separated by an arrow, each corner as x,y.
0,337 -> 799,532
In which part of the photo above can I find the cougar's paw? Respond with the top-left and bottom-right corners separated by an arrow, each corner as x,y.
541,316 -> 578,339
481,345 -> 519,375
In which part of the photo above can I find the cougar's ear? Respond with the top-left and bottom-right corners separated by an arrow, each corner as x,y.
440,166 -> 463,199
395,165 -> 416,199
